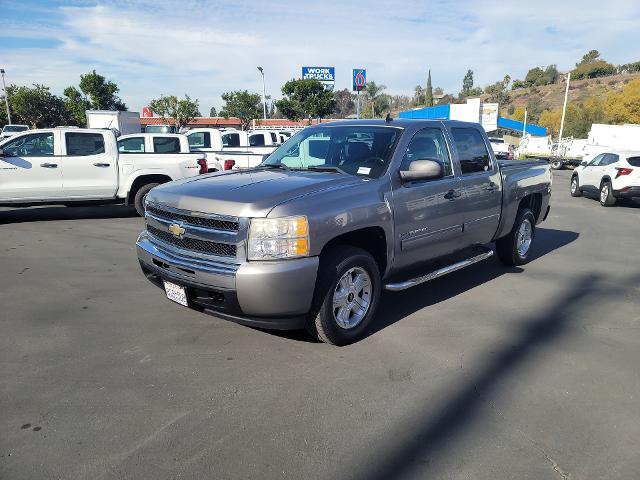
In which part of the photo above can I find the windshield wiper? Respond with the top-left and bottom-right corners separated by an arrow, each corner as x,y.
258,163 -> 290,171
307,165 -> 347,174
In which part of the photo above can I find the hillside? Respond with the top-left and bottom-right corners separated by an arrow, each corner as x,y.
485,72 -> 640,112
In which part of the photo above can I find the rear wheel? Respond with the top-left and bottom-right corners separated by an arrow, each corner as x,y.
570,175 -> 582,197
599,181 -> 616,207
133,183 -> 159,216
496,208 -> 536,266
550,159 -> 563,170
307,246 -> 381,346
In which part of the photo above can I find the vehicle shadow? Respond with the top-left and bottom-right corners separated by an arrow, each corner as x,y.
350,270 -> 640,480
0,204 -> 140,224
368,227 -> 578,338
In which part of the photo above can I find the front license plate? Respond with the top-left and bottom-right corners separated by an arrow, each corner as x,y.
163,281 -> 188,306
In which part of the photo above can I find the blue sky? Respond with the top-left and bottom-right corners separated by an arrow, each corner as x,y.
1,0 -> 639,113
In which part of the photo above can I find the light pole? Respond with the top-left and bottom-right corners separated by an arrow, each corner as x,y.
257,66 -> 267,121
0,69 -> 12,125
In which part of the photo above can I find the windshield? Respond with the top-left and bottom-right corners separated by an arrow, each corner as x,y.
262,125 -> 401,178
3,125 -> 28,133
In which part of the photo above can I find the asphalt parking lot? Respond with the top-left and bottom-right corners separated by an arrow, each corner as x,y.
1,169 -> 639,480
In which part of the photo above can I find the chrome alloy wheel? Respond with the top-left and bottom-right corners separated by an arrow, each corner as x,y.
600,184 -> 610,203
332,267 -> 372,329
516,218 -> 533,257
571,178 -> 578,194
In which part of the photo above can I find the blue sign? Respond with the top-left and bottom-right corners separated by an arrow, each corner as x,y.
353,69 -> 366,91
302,67 -> 335,90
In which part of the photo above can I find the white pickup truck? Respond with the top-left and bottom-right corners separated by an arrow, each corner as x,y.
0,128 -> 208,216
185,128 -> 279,170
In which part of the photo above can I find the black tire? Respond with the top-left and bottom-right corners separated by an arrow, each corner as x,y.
599,181 -> 616,207
570,175 -> 582,197
307,246 -> 381,346
550,159 -> 563,170
133,183 -> 159,217
496,208 -> 536,266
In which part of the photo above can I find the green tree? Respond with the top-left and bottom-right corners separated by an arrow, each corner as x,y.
577,49 -> 600,66
63,70 -> 126,125
209,106 -> 217,117
364,81 -> 386,118
525,67 -> 546,86
544,64 -> 559,84
484,75 -> 511,106
149,94 -> 200,129
571,60 -> 616,80
220,90 -> 262,130
425,70 -> 434,107
333,88 -> 355,117
461,69 -> 474,97
275,79 -> 335,122
3,84 -> 71,128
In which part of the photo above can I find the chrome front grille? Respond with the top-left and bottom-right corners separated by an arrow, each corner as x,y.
146,205 -> 239,231
145,203 -> 244,260
147,226 -> 237,257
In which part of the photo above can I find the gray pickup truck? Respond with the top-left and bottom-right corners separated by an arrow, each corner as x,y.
137,119 -> 551,345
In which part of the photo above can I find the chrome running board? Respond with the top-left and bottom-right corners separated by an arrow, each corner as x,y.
384,247 -> 494,292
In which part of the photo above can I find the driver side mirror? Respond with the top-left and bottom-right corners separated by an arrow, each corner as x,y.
400,159 -> 444,183
580,161 -> 588,166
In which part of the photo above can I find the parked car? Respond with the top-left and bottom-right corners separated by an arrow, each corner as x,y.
0,128 -> 208,216
571,150 -> 640,206
136,119 -> 552,345
489,137 -> 512,160
185,128 -> 279,170
0,124 -> 29,140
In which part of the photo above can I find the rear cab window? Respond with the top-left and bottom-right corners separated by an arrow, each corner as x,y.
627,156 -> 640,167
451,128 -> 492,174
65,132 -> 106,156
152,137 -> 181,153
118,137 -> 145,153
222,133 -> 240,148
249,134 -> 266,147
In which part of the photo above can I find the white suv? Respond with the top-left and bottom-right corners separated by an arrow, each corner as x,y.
570,151 -> 640,206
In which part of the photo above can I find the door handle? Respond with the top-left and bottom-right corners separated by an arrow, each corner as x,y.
93,162 -> 111,167
485,182 -> 498,192
444,189 -> 462,200
40,162 -> 58,168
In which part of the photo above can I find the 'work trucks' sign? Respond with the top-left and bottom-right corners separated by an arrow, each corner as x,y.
302,67 -> 335,90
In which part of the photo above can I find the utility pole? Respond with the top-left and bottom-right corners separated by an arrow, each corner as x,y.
522,108 -> 528,137
257,66 -> 267,121
356,90 -> 360,119
0,69 -> 11,125
558,72 -> 571,143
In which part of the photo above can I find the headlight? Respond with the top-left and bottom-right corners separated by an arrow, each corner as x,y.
248,216 -> 309,260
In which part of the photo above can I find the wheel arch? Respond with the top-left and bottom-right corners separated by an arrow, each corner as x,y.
126,174 -> 172,205
319,226 -> 388,276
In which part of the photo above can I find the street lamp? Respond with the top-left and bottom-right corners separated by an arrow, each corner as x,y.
257,66 -> 267,120
0,68 -> 12,125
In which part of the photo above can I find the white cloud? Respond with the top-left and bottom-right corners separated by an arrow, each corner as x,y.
1,0 -> 639,112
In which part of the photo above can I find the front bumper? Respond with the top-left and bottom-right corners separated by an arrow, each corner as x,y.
614,186 -> 640,199
136,232 -> 319,330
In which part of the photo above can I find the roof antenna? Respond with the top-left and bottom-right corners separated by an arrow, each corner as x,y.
385,113 -> 393,123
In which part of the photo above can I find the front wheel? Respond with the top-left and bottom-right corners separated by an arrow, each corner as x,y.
308,246 -> 381,346
550,159 -> 563,170
599,181 -> 616,207
133,183 -> 159,217
496,208 -> 536,266
570,176 -> 582,197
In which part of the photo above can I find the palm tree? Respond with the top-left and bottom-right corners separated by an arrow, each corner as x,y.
414,85 -> 424,105
365,81 -> 386,118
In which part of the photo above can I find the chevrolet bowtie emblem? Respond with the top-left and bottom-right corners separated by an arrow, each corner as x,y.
168,223 -> 186,238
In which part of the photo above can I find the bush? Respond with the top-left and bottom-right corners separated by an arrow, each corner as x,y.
571,60 -> 616,80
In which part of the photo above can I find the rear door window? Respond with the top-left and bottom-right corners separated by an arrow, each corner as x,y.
451,128 -> 491,174
222,133 -> 240,148
249,134 -> 266,147
187,132 -> 210,148
65,132 -> 106,156
118,137 -> 145,153
153,137 -> 181,153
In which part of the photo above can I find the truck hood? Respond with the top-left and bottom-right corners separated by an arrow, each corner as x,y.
146,168 -> 363,217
